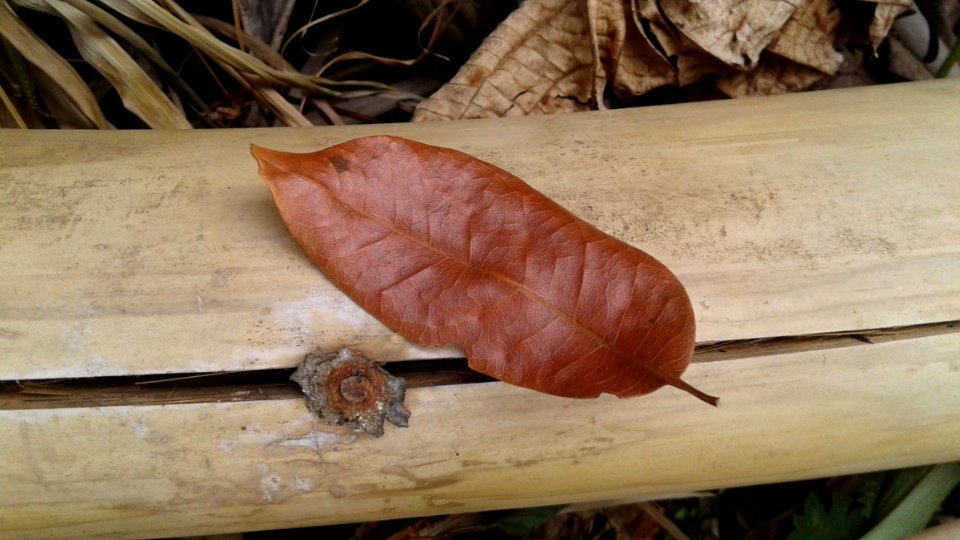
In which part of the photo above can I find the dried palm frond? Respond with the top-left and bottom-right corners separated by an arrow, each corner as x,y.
0,0 -> 108,127
14,0 -> 190,128
0,0 -> 423,128
0,78 -> 27,127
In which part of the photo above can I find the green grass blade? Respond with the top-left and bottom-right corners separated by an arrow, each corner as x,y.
860,462 -> 960,540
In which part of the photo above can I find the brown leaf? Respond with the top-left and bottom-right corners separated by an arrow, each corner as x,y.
417,0 -> 872,114
865,0 -> 911,50
413,0 -> 596,120
659,0 -> 798,69
633,0 -> 730,86
414,0 -> 678,120
585,0 -> 676,105
712,0 -> 844,96
613,0 -> 677,96
645,0 -> 841,96
716,52 -> 826,97
767,0 -> 843,73
253,136 -> 716,405
587,0 -> 623,108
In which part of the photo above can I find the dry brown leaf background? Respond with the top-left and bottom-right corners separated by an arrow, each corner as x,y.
414,0 -> 905,121
414,0 -> 599,120
866,0 -> 912,49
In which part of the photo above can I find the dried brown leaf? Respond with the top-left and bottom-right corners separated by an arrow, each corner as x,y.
703,0 -> 843,97
659,0 -> 797,69
417,0 -> 877,116
632,0 -> 676,63
865,0 -> 911,50
716,52 -> 825,96
633,0 -> 728,86
639,0 -> 840,94
588,0 -> 677,103
415,0 -> 682,121
587,0 -> 622,109
768,0 -> 843,73
254,136 -> 715,404
615,1 -> 676,96
414,0 -> 596,120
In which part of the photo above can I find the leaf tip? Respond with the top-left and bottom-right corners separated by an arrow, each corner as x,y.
250,144 -> 268,163
250,145 -> 284,185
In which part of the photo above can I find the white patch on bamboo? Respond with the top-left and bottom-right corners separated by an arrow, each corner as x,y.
257,464 -> 281,503
133,419 -> 150,440
295,477 -> 313,492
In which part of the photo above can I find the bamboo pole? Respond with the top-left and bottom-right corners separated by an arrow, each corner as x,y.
1,80 -> 958,378
2,333 -> 959,537
1,80 -> 959,537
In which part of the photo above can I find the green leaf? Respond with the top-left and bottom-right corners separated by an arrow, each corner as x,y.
855,472 -> 884,521
860,462 -> 960,540
790,491 -> 864,540
495,505 -> 564,538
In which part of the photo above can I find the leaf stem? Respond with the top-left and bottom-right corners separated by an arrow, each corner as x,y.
670,379 -> 720,407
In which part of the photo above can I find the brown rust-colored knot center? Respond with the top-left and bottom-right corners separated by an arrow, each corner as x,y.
339,374 -> 373,404
326,362 -> 383,411
291,348 -> 410,437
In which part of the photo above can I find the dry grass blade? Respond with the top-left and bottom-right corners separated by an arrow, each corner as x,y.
311,1 -> 453,78
22,0 -> 191,128
33,69 -> 98,127
0,82 -> 28,128
229,0 -> 243,51
280,0 -> 368,56
159,0 -> 404,94
0,0 -> 107,127
637,502 -> 691,540
193,12 -> 316,126
93,0 -> 155,25
64,0 -> 208,113
254,86 -> 312,126
195,13 -> 291,70
311,97 -> 344,125
122,0 -> 337,95
151,0 -> 312,126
